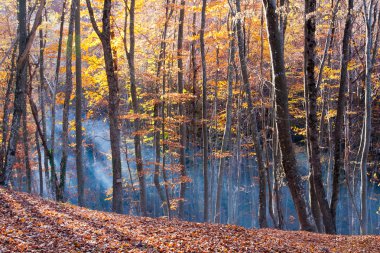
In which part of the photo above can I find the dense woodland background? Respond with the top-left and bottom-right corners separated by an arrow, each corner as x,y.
0,0 -> 379,236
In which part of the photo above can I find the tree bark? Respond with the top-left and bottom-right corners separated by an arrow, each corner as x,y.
177,0 -> 187,219
304,0 -> 335,234
262,0 -> 316,232
215,17 -> 235,224
57,0 -> 75,202
126,0 -> 147,216
1,0 -> 46,186
86,0 -> 123,214
199,0 -> 209,222
331,0 -> 353,231
235,0 -> 267,228
75,0 -> 85,207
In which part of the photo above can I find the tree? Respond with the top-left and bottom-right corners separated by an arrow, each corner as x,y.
1,0 -> 46,186
75,0 -> 85,207
215,15 -> 235,224
177,0 -> 187,219
86,0 -> 124,214
125,0 -> 147,216
57,0 -> 76,202
304,0 -> 335,233
235,0 -> 267,228
261,0 -> 316,232
331,0 -> 354,232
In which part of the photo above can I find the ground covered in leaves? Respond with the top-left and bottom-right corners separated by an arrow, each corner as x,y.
0,188 -> 378,252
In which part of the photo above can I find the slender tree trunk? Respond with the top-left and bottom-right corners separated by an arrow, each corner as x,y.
75,0 -> 84,207
177,0 -> 187,219
199,0 -> 209,222
36,129 -> 43,196
359,0 -> 377,234
50,0 -> 68,195
86,0 -> 123,214
153,0 -> 173,217
331,0 -> 354,231
57,0 -> 75,202
234,0 -> 267,228
126,0 -> 147,216
1,0 -> 45,186
0,47 -> 16,176
215,19 -> 235,223
23,92 -> 31,193
262,0 -> 316,232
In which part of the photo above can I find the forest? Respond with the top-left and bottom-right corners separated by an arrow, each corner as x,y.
0,0 -> 379,242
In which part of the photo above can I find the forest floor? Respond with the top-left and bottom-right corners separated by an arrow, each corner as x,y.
0,187 -> 378,253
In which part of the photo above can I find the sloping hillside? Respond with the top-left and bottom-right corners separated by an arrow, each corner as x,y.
0,188 -> 378,253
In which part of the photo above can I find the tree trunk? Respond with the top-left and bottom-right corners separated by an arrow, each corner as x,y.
331,0 -> 353,231
0,47 -> 16,178
1,0 -> 45,186
57,0 -> 75,202
235,0 -> 267,228
23,95 -> 31,193
51,0 -> 68,196
75,0 -> 84,207
199,0 -> 209,222
359,0 -> 377,234
126,0 -> 147,216
304,0 -> 335,234
215,19 -> 235,224
86,0 -> 123,214
177,0 -> 187,219
262,0 -> 316,232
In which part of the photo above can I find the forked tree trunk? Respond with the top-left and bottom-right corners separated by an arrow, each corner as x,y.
331,0 -> 354,231
304,0 -> 335,234
86,0 -> 123,214
1,0 -> 45,186
235,0 -> 267,228
262,0 -> 316,232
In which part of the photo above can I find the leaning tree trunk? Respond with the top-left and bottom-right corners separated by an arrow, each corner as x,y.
331,0 -> 354,232
262,0 -> 316,232
86,0 -> 123,214
235,0 -> 267,228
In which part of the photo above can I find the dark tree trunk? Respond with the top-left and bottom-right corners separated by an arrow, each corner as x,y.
200,0 -> 209,222
215,18 -> 235,223
177,0 -> 187,219
0,47 -> 16,178
126,0 -> 147,216
57,0 -> 75,202
75,0 -> 84,207
235,0 -> 267,228
262,0 -> 316,232
331,0 -> 354,232
304,0 -> 335,234
1,0 -> 45,186
86,0 -> 123,214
